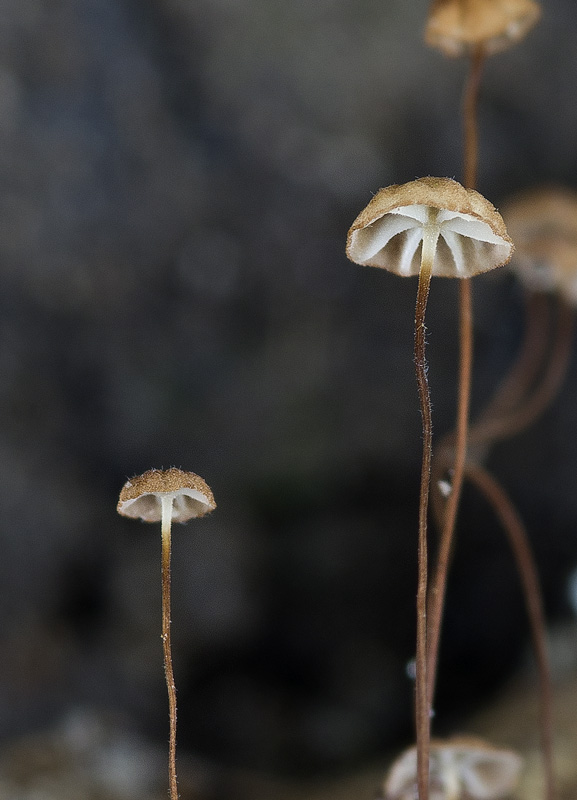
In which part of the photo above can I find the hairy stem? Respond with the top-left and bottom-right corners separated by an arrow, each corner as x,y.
161,494 -> 179,800
415,211 -> 441,800
465,464 -> 555,800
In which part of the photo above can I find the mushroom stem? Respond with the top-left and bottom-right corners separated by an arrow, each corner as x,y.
463,44 -> 485,191
426,39 -> 483,712
464,464 -> 555,800
161,493 -> 179,800
426,277 -> 473,708
468,298 -> 575,447
414,210 -> 441,800
476,291 -> 551,426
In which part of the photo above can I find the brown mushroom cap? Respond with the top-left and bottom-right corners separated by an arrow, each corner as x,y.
425,0 -> 541,58
117,468 -> 216,523
346,177 -> 513,278
383,736 -> 522,800
503,186 -> 577,304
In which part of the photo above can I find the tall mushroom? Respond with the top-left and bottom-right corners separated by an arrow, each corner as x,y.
117,467 -> 216,800
347,175 -> 513,800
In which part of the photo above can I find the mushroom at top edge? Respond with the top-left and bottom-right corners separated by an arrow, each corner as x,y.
117,468 -> 216,523
424,0 -> 541,58
346,177 -> 513,279
503,186 -> 577,305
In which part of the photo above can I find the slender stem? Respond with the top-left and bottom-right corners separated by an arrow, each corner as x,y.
414,212 -> 441,800
476,292 -> 551,426
161,494 -> 179,800
465,464 -> 555,800
426,45 -> 483,714
463,44 -> 485,191
426,278 -> 473,706
431,293 -> 558,531
469,300 -> 575,448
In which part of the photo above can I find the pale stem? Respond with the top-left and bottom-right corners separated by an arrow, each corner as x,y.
414,210 -> 441,800
161,493 -> 179,800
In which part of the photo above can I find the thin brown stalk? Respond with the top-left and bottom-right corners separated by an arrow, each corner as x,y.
426,45 -> 483,713
463,45 -> 485,191
465,463 -> 555,800
431,291 -> 550,528
161,496 -> 179,800
469,300 -> 575,448
426,278 -> 473,706
414,215 -> 442,800
476,291 -> 551,425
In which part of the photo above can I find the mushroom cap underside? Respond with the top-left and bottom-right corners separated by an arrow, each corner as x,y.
383,737 -> 522,800
117,468 -> 216,523
346,177 -> 513,278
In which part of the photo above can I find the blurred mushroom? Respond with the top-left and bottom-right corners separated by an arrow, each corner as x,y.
504,186 -> 577,304
383,736 -> 523,800
424,0 -> 541,58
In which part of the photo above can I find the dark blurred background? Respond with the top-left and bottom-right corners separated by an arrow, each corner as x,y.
1,0 -> 577,795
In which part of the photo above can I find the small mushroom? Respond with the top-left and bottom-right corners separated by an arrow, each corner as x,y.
383,736 -> 523,800
425,0 -> 541,58
117,468 -> 216,800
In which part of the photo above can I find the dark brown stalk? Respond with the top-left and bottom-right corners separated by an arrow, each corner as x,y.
426,277 -> 473,706
465,463 -> 555,800
414,216 -> 441,800
161,496 -> 179,800
469,300 -> 575,448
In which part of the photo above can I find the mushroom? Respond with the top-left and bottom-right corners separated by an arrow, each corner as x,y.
117,468 -> 216,800
347,175 -> 513,800
424,0 -> 541,58
383,736 -> 523,800
346,177 -> 512,278
504,186 -> 577,304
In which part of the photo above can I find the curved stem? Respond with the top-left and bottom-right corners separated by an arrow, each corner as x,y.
476,292 -> 551,425
414,213 -> 441,800
431,291 -> 551,530
426,278 -> 473,707
469,300 -> 575,448
465,464 -> 555,800
161,494 -> 179,800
